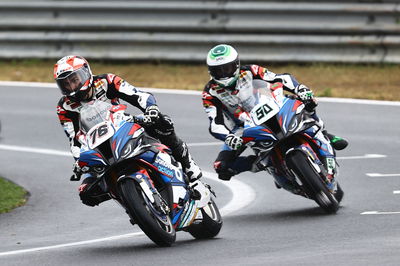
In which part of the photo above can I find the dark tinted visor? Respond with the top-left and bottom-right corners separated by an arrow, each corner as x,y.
209,59 -> 239,80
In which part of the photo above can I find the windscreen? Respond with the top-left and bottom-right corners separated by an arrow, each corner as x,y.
79,100 -> 112,133
238,79 -> 274,112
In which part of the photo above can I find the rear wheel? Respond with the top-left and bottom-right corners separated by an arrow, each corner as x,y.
188,199 -> 222,239
286,151 -> 339,214
118,178 -> 176,246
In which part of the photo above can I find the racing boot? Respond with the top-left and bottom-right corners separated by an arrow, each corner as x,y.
214,150 -> 237,181
184,153 -> 203,182
184,155 -> 206,201
170,141 -> 202,181
323,130 -> 348,150
78,176 -> 111,207
215,151 -> 258,180
170,142 -> 206,201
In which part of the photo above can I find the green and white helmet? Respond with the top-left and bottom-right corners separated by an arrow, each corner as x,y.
207,44 -> 240,88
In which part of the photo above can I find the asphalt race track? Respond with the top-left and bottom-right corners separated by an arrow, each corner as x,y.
0,83 -> 400,266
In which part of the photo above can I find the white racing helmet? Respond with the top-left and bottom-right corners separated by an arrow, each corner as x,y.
54,55 -> 93,100
207,44 -> 240,87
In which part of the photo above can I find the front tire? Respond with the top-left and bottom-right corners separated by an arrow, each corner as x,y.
286,151 -> 339,213
335,183 -> 344,203
118,178 -> 176,246
188,199 -> 222,239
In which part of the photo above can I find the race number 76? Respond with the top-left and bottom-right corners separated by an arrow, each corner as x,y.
87,122 -> 114,149
89,124 -> 108,145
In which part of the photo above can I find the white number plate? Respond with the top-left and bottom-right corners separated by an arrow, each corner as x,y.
86,121 -> 115,149
250,98 -> 280,125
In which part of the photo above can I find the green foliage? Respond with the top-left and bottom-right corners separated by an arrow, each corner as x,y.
318,87 -> 332,97
0,177 -> 28,214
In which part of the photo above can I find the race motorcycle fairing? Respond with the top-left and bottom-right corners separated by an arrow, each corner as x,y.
74,100 -> 222,246
237,80 -> 343,213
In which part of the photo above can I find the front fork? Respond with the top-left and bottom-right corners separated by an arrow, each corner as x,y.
267,135 -> 337,193
117,169 -> 170,215
287,136 -> 338,192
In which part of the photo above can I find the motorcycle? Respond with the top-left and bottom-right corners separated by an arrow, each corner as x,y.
72,100 -> 222,246
238,80 -> 343,213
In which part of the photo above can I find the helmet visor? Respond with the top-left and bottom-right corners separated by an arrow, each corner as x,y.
56,67 -> 90,96
208,59 -> 239,80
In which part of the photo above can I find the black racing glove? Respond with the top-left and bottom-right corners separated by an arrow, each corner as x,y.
70,160 -> 82,181
143,105 -> 160,126
295,84 -> 318,112
225,134 -> 243,150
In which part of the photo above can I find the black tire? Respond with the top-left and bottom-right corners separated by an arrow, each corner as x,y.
118,178 -> 176,246
335,183 -> 344,203
286,151 -> 339,214
188,198 -> 222,239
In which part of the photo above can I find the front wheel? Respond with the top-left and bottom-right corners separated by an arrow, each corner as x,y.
335,183 -> 344,203
118,178 -> 176,246
286,151 -> 340,214
188,198 -> 222,239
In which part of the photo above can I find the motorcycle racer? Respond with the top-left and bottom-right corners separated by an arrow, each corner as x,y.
202,44 -> 348,180
55,55 -> 202,206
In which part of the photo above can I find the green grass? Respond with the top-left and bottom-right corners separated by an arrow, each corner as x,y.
0,177 -> 28,214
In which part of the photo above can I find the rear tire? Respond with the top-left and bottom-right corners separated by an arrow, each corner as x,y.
286,151 -> 339,214
188,199 -> 222,239
119,178 -> 176,246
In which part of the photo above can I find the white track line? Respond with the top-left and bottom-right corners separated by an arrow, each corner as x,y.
0,171 -> 254,257
337,154 -> 386,160
0,81 -> 397,256
188,142 -> 221,147
203,171 -> 255,217
0,144 -> 70,156
0,146 -> 255,257
361,211 -> 400,215
1,81 -> 400,106
366,173 -> 400,177
0,233 -> 144,257
0,144 -> 385,162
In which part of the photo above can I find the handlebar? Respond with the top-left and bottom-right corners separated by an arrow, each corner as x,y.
130,115 -> 145,125
284,94 -> 317,112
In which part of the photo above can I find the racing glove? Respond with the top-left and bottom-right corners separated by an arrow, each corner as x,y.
73,160 -> 82,175
225,134 -> 243,150
70,160 -> 82,181
143,105 -> 160,126
295,84 -> 318,112
295,84 -> 314,101
71,160 -> 91,181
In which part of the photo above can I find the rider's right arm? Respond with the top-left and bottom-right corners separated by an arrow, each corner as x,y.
104,74 -> 157,112
202,90 -> 231,141
57,98 -> 81,160
246,64 -> 301,94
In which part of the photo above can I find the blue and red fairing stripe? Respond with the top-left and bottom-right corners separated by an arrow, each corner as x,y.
111,122 -> 142,158
242,126 -> 277,144
79,150 -> 107,167
277,98 -> 302,132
